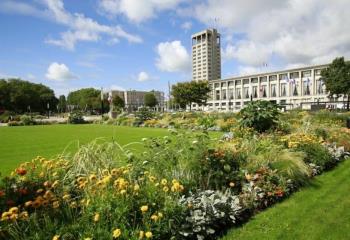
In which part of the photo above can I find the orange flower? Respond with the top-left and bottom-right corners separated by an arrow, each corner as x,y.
16,167 -> 27,176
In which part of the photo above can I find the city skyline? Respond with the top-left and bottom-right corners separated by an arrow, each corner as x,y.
1,0 -> 350,96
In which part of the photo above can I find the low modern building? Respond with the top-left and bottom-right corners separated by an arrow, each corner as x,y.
109,90 -> 165,111
192,63 -> 348,111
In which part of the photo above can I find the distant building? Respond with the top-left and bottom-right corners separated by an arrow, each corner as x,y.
190,29 -> 345,111
192,29 -> 221,81
109,90 -> 165,111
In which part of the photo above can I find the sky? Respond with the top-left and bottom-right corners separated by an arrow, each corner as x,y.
0,0 -> 350,97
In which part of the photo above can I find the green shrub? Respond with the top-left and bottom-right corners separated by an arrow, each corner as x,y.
68,111 -> 85,124
20,115 -> 36,126
297,143 -> 335,170
239,101 -> 280,132
136,107 -> 154,123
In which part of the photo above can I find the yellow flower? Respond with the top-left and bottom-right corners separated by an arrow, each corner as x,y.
111,168 -> 119,176
150,214 -> 158,221
140,205 -> 148,213
161,179 -> 167,185
145,231 -> 153,239
19,211 -> 29,220
89,174 -> 97,181
157,212 -> 163,218
229,182 -> 235,187
52,201 -> 60,209
113,228 -> 122,238
9,207 -> 19,214
133,184 -> 140,191
52,235 -> 60,240
62,194 -> 71,201
139,231 -> 145,239
84,238 -> 92,240
120,189 -> 127,195
24,201 -> 32,208
94,213 -> 100,222
162,186 -> 169,192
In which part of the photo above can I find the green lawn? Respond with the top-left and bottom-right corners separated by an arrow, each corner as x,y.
0,124 -> 170,175
222,159 -> 350,240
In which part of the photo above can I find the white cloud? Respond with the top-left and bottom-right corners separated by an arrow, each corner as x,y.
192,0 -> 350,70
137,71 -> 150,82
2,0 -> 142,50
180,21 -> 192,31
110,84 -> 125,91
156,41 -> 191,73
27,73 -> 36,80
98,0 -> 184,23
46,62 -> 77,82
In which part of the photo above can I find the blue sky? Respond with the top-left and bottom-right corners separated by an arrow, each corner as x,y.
0,0 -> 349,97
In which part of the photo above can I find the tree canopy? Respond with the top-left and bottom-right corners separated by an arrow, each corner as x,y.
321,57 -> 350,109
171,81 -> 210,110
144,92 -> 158,108
67,88 -> 101,111
0,78 -> 57,113
57,95 -> 67,113
112,95 -> 125,110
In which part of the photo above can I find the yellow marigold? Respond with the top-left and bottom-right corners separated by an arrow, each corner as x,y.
161,179 -> 167,186
10,213 -> 18,221
36,188 -> 44,194
19,211 -> 29,220
157,212 -> 163,218
139,231 -> 145,239
113,228 -> 122,238
94,213 -> 100,222
102,175 -> 112,184
140,205 -> 148,213
102,169 -> 109,176
52,235 -> 60,240
111,168 -> 119,176
24,201 -> 32,208
148,176 -> 156,182
52,201 -> 60,209
62,194 -> 71,201
145,231 -> 153,239
89,174 -> 97,181
150,214 -> 158,221
163,186 -> 169,192
120,189 -> 127,195
9,207 -> 19,214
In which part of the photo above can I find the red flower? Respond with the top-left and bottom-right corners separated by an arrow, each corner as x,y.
16,167 -> 27,176
0,190 -> 5,198
6,199 -> 15,207
274,189 -> 284,197
18,188 -> 28,195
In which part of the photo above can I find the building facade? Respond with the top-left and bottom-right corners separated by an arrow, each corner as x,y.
110,90 -> 165,111
197,64 -> 339,111
192,29 -> 221,81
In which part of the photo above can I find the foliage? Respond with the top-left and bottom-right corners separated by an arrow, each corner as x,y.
0,78 -> 58,113
68,111 -> 85,124
20,115 -> 36,126
144,92 -> 158,108
67,88 -> 108,112
171,81 -> 210,109
135,107 -> 154,124
112,95 -> 125,110
178,190 -> 242,240
321,57 -> 350,109
239,100 -> 280,132
57,95 -> 67,113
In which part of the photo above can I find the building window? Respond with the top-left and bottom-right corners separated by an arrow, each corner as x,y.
243,79 -> 249,84
315,69 -> 322,76
221,82 -> 226,87
316,79 -> 324,94
214,83 -> 219,88
228,81 -> 234,87
302,70 -> 311,78
235,88 -> 241,99
216,90 -> 220,100
222,90 -> 227,100
244,87 -> 249,99
303,79 -> 311,95
269,75 -> 277,81
252,86 -> 258,98
271,84 -> 277,97
290,72 -> 300,79
260,76 -> 267,82
235,80 -> 241,85
251,78 -> 258,83
279,73 -> 288,80
292,82 -> 299,96
280,83 -> 287,96
228,89 -> 234,100
261,85 -> 267,97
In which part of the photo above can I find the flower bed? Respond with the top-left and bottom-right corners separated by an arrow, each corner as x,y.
1,109 -> 350,239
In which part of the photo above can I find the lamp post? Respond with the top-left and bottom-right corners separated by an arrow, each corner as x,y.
47,102 -> 50,119
101,87 -> 104,116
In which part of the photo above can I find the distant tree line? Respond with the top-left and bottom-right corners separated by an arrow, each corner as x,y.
0,79 -> 57,113
67,88 -> 109,113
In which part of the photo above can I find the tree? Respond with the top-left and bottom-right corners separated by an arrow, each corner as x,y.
144,92 -> 158,108
0,78 -> 57,113
58,95 -> 67,113
112,95 -> 125,110
321,57 -> 350,109
171,81 -> 210,110
67,88 -> 101,111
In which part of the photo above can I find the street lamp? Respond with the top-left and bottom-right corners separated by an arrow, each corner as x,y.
101,87 -> 104,115
47,102 -> 50,119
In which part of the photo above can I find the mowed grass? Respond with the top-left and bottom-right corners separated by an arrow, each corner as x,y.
222,159 -> 350,240
0,124 -> 170,175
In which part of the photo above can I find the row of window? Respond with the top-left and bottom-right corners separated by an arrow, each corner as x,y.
210,81 -> 325,100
